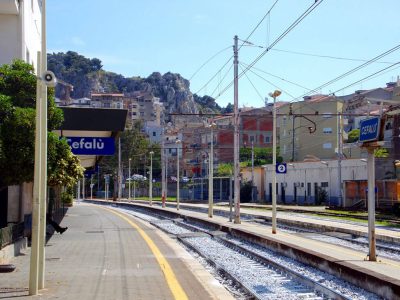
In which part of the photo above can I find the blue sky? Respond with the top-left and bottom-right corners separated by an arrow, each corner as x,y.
47,0 -> 400,108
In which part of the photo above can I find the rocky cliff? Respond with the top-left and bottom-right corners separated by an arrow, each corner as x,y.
48,51 -> 221,124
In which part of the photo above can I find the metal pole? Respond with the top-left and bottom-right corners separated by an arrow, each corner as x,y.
292,113 -> 295,162
177,144 -> 180,210
338,113 -> 343,207
251,140 -> 254,202
149,151 -> 153,206
233,35 -> 241,224
133,180 -> 136,201
118,137 -> 122,201
270,90 -> 281,234
161,132 -> 166,207
38,0 -> 48,287
29,52 -> 42,296
128,158 -> 131,202
229,176 -> 233,222
367,148 -> 376,261
208,126 -> 214,217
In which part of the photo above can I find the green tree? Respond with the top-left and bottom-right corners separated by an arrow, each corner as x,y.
100,121 -> 161,182
0,60 -> 83,187
347,129 -> 360,143
216,163 -> 233,176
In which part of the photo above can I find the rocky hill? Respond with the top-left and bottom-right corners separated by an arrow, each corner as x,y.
48,51 -> 225,122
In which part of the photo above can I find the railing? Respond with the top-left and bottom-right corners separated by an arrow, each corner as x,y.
0,223 -> 24,250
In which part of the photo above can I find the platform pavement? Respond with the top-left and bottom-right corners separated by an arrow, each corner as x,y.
0,202 -> 233,300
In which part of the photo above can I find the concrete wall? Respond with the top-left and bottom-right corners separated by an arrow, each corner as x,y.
242,167 -> 264,202
7,182 -> 33,225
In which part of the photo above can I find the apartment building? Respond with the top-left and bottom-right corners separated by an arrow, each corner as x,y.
279,96 -> 344,162
0,0 -> 41,70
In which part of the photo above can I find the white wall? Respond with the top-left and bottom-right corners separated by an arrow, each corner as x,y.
0,0 -> 41,71
264,159 -> 367,206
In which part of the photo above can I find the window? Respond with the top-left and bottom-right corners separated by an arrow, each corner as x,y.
250,136 -> 255,142
265,136 -> 270,143
140,112 -> 144,116
323,127 -> 333,134
321,182 -> 329,187
152,132 -> 156,137
323,143 -> 332,149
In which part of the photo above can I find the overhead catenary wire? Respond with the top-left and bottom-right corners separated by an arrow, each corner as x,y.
215,0 -> 325,100
241,62 -> 296,100
189,46 -> 232,81
271,48 -> 396,65
292,43 -> 400,102
239,63 -> 265,103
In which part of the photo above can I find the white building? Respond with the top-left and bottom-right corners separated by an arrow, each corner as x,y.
0,0 -> 42,71
263,159 -> 368,207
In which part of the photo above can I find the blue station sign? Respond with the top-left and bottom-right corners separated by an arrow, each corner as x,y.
359,117 -> 380,143
66,137 -> 115,155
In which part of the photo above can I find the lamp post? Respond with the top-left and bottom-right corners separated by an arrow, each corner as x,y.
149,151 -> 154,206
251,140 -> 254,202
128,158 -> 131,202
176,140 -> 181,210
269,90 -> 281,234
208,122 -> 216,217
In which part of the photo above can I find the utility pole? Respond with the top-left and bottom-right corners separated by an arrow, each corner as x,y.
251,140 -> 254,202
149,151 -> 154,206
367,147 -> 376,261
128,158 -> 131,202
208,124 -> 214,218
337,113 -> 343,207
161,131 -> 166,207
269,90 -> 281,234
118,137 -> 122,201
233,35 -> 241,224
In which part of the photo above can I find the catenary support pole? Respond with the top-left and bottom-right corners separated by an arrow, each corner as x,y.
208,126 -> 214,217
233,35 -> 241,224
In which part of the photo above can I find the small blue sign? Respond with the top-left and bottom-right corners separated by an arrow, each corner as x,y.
66,137 -> 115,155
276,163 -> 287,174
359,117 -> 380,142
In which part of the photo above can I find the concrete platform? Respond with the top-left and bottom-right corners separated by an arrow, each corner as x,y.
0,203 -> 233,300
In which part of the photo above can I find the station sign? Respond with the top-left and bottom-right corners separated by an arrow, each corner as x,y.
276,163 -> 287,174
359,117 -> 380,143
66,137 -> 115,155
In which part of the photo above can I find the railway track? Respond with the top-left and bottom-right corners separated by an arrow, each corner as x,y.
109,203 -> 379,299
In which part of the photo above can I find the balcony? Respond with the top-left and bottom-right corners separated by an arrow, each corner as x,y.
0,0 -> 19,14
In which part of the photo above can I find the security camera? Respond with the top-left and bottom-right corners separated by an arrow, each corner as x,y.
42,71 -> 57,87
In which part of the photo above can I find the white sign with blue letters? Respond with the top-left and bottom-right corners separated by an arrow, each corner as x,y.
359,117 -> 380,143
66,137 -> 115,155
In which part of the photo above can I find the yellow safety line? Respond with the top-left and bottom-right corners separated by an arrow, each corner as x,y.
100,206 -> 188,300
